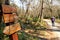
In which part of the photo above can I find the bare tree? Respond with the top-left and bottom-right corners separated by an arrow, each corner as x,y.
39,0 -> 43,22
50,0 -> 53,17
45,0 -> 53,17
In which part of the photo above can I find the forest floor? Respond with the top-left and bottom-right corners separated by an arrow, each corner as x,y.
23,19 -> 60,40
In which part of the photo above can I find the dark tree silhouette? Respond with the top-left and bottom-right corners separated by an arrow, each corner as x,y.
39,0 -> 43,22
5,0 -> 9,5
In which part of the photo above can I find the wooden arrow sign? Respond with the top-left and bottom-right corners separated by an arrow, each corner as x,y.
2,5 -> 17,13
3,23 -> 21,35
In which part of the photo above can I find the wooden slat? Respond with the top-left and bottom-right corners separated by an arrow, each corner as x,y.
3,14 -> 14,23
2,5 -> 11,13
2,5 -> 17,13
3,23 -> 21,35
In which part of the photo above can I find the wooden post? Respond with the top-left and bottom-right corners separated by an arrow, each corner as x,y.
0,0 -> 20,40
4,0 -> 19,39
2,5 -> 20,40
9,33 -> 18,40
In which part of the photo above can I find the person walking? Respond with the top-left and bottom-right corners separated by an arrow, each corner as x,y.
51,16 -> 55,26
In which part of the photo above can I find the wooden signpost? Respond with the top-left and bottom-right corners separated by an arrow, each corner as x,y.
9,33 -> 19,40
0,4 -> 21,40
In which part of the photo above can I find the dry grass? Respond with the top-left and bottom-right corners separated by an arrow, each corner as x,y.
55,19 -> 60,23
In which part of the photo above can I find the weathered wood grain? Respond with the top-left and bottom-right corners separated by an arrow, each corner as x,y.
3,23 -> 21,35
2,5 -> 17,13
3,14 -> 14,23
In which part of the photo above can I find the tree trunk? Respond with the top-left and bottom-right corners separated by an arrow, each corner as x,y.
39,0 -> 43,22
25,2 -> 30,17
50,0 -> 53,17
0,0 -> 5,40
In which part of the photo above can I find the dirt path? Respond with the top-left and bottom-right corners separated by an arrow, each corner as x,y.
43,19 -> 60,40
23,19 -> 60,40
